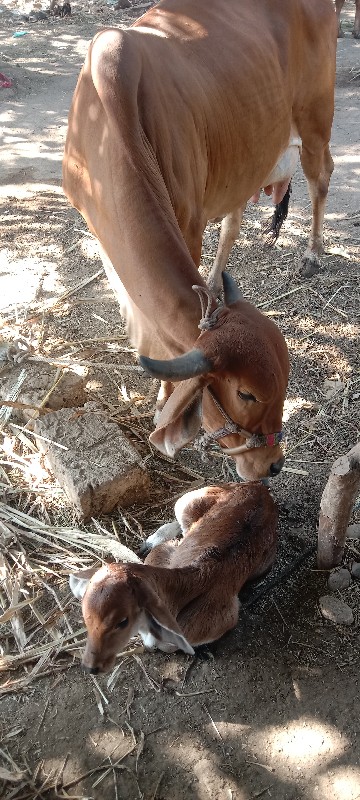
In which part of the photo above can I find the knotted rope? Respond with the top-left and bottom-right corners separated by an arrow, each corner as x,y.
192,285 -> 223,331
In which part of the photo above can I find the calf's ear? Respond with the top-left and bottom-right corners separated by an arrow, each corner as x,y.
69,565 -> 100,601
145,610 -> 195,655
136,578 -> 194,655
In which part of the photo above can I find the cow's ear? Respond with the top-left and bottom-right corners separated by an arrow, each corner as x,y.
149,377 -> 207,457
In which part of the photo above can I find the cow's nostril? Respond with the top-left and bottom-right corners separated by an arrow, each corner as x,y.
83,665 -> 100,675
269,456 -> 285,476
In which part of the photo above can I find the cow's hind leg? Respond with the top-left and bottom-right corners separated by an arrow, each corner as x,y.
354,0 -> 360,38
299,141 -> 334,277
335,0 -> 345,37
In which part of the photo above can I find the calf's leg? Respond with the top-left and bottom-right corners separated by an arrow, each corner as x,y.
177,591 -> 240,646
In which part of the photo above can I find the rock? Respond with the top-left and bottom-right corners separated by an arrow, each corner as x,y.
319,595 -> 354,626
35,408 -> 150,519
351,562 -> 360,579
346,523 -> 360,539
0,364 -> 87,424
327,567 -> 352,591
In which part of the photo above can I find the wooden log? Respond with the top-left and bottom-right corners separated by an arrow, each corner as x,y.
317,443 -> 360,569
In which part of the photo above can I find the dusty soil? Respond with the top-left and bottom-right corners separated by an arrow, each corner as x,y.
0,2 -> 360,799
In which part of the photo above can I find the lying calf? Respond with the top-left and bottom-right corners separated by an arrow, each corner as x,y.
70,483 -> 278,673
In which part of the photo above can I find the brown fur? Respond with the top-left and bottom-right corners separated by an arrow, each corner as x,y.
76,483 -> 278,673
63,0 -> 336,479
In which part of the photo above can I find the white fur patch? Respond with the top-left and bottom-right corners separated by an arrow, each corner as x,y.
140,631 -> 158,649
69,564 -> 108,601
145,521 -> 182,549
69,574 -> 90,601
174,487 -> 210,530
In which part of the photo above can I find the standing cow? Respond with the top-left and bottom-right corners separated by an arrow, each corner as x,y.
63,0 -> 337,481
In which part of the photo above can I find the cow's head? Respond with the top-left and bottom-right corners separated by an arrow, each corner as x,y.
140,273 -> 289,481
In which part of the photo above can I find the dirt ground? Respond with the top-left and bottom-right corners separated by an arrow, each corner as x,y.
0,2 -> 360,799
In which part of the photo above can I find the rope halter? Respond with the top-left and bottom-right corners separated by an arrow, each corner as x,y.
192,285 -> 223,331
190,285 -> 283,456
200,387 -> 283,455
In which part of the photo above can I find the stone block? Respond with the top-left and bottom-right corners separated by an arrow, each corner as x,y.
34,408 -> 150,519
0,363 -> 87,423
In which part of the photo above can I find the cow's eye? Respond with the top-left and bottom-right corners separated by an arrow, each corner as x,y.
238,391 -> 256,402
115,618 -> 128,629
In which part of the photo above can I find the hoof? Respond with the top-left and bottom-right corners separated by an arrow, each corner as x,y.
138,541 -> 152,558
299,250 -> 322,278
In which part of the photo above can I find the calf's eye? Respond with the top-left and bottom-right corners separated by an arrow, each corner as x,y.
116,618 -> 129,629
238,390 -> 256,402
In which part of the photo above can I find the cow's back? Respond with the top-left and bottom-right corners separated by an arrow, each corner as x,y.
129,0 -> 336,219
64,0 -> 336,244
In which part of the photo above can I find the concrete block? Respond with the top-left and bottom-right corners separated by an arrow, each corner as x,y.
0,363 -> 87,423
34,408 -> 150,519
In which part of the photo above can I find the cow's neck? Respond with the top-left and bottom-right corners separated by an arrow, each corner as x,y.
93,146 -> 210,357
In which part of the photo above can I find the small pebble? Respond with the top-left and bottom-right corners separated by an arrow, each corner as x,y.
319,595 -> 354,626
351,562 -> 360,579
327,567 -> 352,591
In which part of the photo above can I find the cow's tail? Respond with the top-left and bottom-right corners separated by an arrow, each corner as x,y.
264,180 -> 292,243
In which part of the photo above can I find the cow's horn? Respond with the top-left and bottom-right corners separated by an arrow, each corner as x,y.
223,271 -> 243,305
139,349 -> 213,381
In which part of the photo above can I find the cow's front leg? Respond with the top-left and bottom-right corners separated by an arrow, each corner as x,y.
154,380 -> 173,422
207,207 -> 245,298
300,143 -> 334,277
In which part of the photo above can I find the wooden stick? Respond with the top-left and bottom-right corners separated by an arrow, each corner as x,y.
317,443 -> 360,569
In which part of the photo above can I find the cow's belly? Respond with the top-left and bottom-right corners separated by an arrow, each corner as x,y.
251,135 -> 301,205
208,133 -> 301,227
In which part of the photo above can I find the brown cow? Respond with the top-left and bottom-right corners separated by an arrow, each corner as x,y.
335,0 -> 360,37
63,0 -> 336,481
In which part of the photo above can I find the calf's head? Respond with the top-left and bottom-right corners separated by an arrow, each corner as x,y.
70,563 -> 193,673
140,273 -> 289,481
